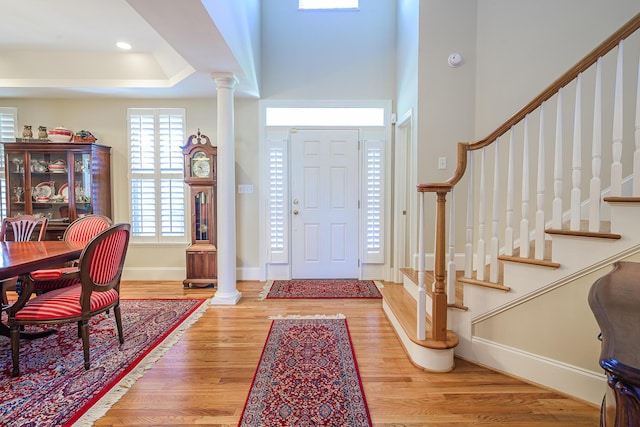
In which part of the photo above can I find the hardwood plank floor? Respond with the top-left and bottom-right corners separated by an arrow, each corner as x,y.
90,280 -> 599,426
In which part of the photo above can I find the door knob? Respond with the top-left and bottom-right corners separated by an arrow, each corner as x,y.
293,209 -> 299,215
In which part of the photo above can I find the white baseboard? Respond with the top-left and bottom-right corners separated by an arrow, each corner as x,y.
122,267 -> 186,281
466,337 -> 606,406
122,267 -> 261,282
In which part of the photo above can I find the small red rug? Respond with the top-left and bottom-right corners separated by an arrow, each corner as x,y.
0,298 -> 207,426
260,279 -> 382,299
239,315 -> 372,426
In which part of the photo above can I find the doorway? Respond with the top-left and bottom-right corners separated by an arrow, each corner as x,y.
259,100 -> 391,282
393,111 -> 414,282
290,129 -> 359,278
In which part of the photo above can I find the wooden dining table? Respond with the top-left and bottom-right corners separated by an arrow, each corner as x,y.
0,240 -> 86,338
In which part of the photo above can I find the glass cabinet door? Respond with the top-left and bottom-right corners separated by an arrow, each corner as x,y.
7,153 -> 26,216
72,152 -> 92,218
28,152 -> 72,223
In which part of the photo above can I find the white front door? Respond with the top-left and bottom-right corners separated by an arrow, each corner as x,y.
290,129 -> 359,278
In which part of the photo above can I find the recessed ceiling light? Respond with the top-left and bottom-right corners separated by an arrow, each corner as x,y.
116,41 -> 132,50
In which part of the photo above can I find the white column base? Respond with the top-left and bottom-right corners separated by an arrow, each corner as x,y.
210,290 -> 243,305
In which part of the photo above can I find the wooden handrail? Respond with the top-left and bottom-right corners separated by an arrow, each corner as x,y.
419,11 -> 640,192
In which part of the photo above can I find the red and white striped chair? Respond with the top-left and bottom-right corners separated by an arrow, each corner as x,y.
24,215 -> 112,295
7,223 -> 130,376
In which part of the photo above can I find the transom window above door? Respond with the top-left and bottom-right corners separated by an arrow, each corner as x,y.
298,0 -> 358,11
265,107 -> 384,127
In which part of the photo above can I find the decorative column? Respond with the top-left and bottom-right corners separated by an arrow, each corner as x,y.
211,72 -> 242,305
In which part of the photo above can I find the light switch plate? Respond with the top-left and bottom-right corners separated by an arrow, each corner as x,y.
438,157 -> 447,170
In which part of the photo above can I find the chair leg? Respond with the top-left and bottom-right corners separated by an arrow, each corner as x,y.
80,319 -> 90,370
114,304 -> 124,344
10,324 -> 21,377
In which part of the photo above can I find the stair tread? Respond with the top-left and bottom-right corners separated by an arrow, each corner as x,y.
546,220 -> 621,239
380,283 -> 458,349
498,254 -> 560,268
499,240 -> 556,264
603,196 -> 640,203
457,276 -> 511,292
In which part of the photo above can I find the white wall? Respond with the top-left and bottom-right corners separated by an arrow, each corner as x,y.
417,0 -> 477,184
395,0 -> 419,119
475,0 -> 640,137
260,0 -> 396,100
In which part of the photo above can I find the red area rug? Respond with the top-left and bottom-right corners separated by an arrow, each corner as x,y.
260,279 -> 382,299
239,315 -> 372,426
0,298 -> 207,426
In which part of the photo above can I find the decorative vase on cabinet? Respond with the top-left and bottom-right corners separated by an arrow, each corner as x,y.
2,141 -> 112,240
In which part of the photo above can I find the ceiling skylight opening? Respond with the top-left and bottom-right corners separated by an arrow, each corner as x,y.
116,41 -> 132,50
298,0 -> 358,10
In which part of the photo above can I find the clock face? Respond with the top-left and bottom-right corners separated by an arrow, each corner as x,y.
191,153 -> 211,178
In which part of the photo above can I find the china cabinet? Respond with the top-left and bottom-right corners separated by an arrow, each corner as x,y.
3,142 -> 112,240
182,130 -> 217,288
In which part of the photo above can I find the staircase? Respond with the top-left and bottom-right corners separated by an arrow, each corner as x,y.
382,12 -> 640,405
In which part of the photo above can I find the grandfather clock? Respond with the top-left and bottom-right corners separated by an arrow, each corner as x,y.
182,129 -> 217,289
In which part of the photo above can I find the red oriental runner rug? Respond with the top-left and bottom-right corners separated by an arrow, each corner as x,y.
260,279 -> 383,299
239,315 -> 373,426
0,298 -> 207,427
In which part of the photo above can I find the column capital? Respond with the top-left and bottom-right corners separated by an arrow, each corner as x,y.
211,72 -> 238,90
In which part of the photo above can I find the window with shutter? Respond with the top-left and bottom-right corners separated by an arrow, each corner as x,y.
363,139 -> 384,263
0,108 -> 17,219
127,108 -> 186,243
267,139 -> 288,263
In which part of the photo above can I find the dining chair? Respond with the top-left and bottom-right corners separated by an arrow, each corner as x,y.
0,215 -> 48,306
7,223 -> 131,376
0,214 -> 48,242
23,215 -> 113,295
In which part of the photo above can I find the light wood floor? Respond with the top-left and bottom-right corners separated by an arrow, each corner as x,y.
89,280 -> 599,426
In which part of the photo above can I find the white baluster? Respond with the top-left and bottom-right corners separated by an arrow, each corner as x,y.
490,141 -> 500,283
464,153 -> 475,277
570,74 -> 582,230
552,89 -> 563,229
611,41 -> 624,196
447,188 -> 456,305
520,116 -> 531,258
504,128 -> 515,256
589,58 -> 603,231
634,55 -> 640,197
477,148 -> 487,281
535,104 -> 546,260
417,192 -> 426,341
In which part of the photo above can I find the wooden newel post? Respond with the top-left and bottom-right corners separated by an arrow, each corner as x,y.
432,190 -> 448,341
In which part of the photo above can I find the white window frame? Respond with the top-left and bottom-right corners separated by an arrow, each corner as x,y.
127,108 -> 187,244
0,107 -> 17,219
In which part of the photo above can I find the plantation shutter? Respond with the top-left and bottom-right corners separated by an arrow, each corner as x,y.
267,137 -> 289,263
0,108 -> 17,219
362,137 -> 384,263
128,108 -> 185,242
